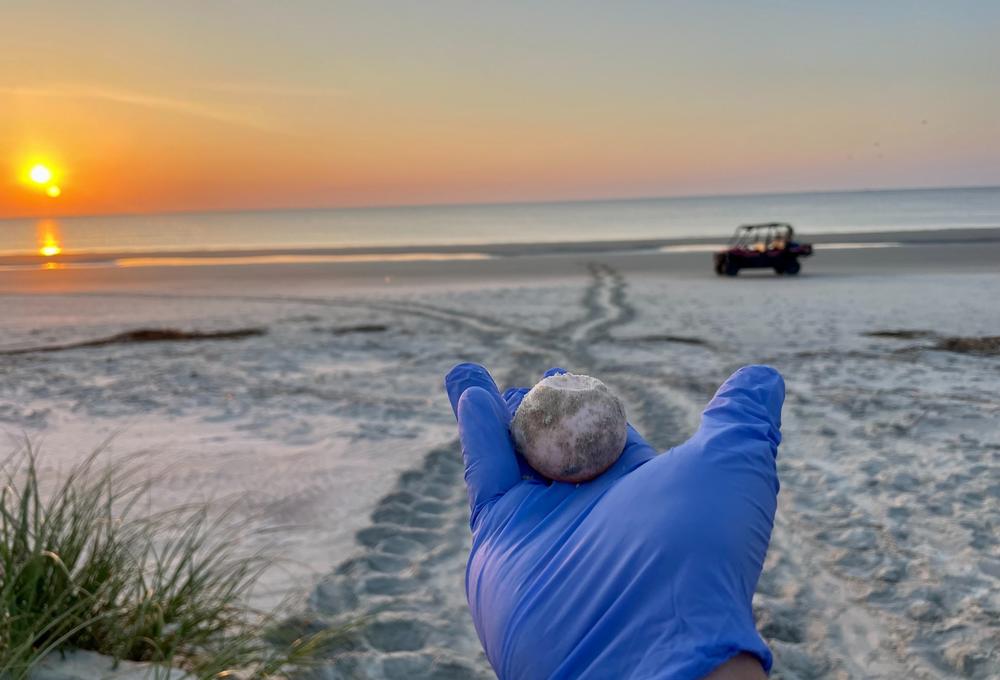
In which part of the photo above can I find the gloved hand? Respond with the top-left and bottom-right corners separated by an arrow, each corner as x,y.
444,363 -> 784,680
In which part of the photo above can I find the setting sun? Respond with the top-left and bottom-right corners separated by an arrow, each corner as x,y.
29,164 -> 53,184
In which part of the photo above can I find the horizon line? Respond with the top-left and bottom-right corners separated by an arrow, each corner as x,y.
3,182 -> 998,223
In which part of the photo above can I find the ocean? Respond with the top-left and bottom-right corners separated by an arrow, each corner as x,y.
1,186 -> 998,258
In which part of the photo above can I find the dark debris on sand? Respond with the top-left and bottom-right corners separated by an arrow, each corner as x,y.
864,329 -> 936,340
329,324 -> 389,335
621,334 -> 710,347
865,330 -> 1000,356
933,336 -> 1000,356
0,327 -> 266,356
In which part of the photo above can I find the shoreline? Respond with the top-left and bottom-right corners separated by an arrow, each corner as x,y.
2,231 -> 999,297
0,226 -> 997,269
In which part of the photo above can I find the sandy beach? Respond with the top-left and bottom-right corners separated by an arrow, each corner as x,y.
1,230 -> 998,679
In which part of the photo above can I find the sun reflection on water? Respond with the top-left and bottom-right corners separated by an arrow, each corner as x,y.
36,219 -> 63,257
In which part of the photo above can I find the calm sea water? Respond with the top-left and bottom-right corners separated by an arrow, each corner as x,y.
1,187 -> 998,256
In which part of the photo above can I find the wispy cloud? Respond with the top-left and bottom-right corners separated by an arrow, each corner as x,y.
0,83 -> 285,133
192,81 -> 349,98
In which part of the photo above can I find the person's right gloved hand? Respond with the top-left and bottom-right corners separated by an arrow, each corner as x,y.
445,363 -> 784,680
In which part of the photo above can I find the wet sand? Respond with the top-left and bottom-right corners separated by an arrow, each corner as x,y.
1,230 -> 998,679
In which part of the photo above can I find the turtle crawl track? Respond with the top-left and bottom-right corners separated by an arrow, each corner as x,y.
304,262 -> 694,679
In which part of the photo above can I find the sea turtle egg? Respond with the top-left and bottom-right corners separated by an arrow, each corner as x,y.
511,373 -> 627,483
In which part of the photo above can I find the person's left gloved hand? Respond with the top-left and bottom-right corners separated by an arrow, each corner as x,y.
445,362 -> 783,680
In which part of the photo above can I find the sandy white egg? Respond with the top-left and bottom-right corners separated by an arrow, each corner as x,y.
511,373 -> 627,483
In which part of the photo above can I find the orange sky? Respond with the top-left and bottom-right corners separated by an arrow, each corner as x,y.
2,1 -> 998,218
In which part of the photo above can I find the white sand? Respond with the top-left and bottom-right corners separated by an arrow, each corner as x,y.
2,239 -> 999,679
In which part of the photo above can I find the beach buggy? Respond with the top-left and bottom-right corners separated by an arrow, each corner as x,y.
713,222 -> 813,276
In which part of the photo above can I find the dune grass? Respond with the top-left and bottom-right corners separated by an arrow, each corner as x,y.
0,442 -> 339,679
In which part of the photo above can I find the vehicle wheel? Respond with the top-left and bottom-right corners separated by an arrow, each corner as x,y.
784,259 -> 801,275
714,260 -> 725,276
773,265 -> 785,275
725,260 -> 739,276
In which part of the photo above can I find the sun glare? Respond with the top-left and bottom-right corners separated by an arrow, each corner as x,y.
29,164 -> 53,184
37,219 -> 63,258
46,185 -> 62,198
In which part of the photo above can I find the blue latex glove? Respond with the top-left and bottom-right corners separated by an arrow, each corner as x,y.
444,363 -> 783,680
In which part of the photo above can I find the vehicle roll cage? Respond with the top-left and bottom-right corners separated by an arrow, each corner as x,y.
729,222 -> 795,249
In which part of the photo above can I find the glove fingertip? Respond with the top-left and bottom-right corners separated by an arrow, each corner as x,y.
445,362 -> 501,417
